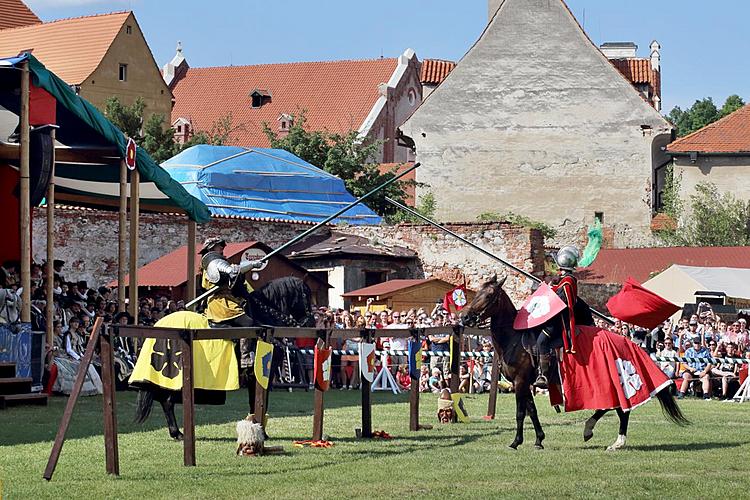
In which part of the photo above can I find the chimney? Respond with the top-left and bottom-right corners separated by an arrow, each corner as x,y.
650,40 -> 661,71
488,0 -> 502,21
599,42 -> 638,59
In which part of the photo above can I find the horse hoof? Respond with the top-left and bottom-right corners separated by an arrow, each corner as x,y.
172,433 -> 184,441
534,444 -> 544,450
583,430 -> 594,442
508,443 -> 520,450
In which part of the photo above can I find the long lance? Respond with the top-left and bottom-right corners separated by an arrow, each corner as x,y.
186,163 -> 420,309
385,197 -> 613,323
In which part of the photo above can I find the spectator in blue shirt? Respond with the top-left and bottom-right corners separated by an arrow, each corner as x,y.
678,336 -> 713,400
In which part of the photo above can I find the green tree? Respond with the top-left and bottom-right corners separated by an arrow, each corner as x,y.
183,113 -> 244,147
262,111 -> 411,216
666,95 -> 745,137
104,96 -> 145,139
142,113 -> 178,163
387,191 -> 437,223
476,211 -> 556,239
720,94 -> 745,118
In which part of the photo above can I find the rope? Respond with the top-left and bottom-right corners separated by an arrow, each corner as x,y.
650,354 -> 750,365
292,348 -> 494,358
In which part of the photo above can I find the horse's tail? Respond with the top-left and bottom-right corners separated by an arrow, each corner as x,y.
656,385 -> 690,426
134,387 -> 155,424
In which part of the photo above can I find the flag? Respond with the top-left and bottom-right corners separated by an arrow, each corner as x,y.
606,277 -> 681,329
513,283 -> 567,330
254,339 -> 274,390
314,345 -> 332,391
408,340 -> 422,379
443,285 -> 469,312
359,342 -> 376,382
578,220 -> 603,267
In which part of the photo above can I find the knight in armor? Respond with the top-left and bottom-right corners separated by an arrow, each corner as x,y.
534,245 -> 579,389
199,237 -> 262,371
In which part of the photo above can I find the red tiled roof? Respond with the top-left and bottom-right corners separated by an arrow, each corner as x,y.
378,162 -> 415,205
0,0 -> 41,30
114,241 -> 262,287
342,278 -> 442,298
578,247 -> 750,285
170,58 -> 398,148
0,11 -> 130,84
667,104 -> 750,154
420,59 -> 455,85
609,58 -> 661,107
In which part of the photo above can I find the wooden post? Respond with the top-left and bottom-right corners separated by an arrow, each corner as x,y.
45,128 -> 55,345
360,329 -> 373,438
409,329 -> 420,431
186,220 -> 196,302
117,159 -> 127,313
19,61 -> 31,323
128,167 -> 140,317
253,329 -> 270,431
449,327 -> 461,394
43,318 -> 103,481
487,351 -> 500,419
312,331 -> 328,441
181,328 -> 196,466
100,324 -> 119,475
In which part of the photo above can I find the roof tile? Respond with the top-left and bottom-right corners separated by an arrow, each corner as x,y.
0,12 -> 129,84
420,59 -> 455,85
341,278 -> 440,298
171,58 -> 398,147
667,104 -> 750,154
0,0 -> 41,30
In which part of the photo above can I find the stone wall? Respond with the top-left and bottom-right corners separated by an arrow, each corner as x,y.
578,282 -> 621,314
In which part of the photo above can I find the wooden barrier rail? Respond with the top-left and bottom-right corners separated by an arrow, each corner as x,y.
45,323 -> 497,479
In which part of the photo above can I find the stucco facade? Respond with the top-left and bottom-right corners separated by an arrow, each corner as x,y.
401,0 -> 672,247
672,156 -> 750,207
79,13 -> 172,122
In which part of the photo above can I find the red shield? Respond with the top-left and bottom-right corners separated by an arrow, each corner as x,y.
513,283 -> 566,330
314,345 -> 332,392
126,137 -> 137,171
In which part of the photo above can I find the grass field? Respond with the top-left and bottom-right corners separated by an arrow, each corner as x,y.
1,389 -> 749,499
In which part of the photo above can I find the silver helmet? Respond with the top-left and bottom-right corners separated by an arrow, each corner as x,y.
555,245 -> 579,271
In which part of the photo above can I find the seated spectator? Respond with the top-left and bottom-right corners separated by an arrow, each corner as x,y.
419,365 -> 430,392
396,365 -> 412,390
657,338 -> 678,379
429,367 -> 444,393
679,336 -> 713,400
45,320 -> 102,396
711,342 -> 740,400
458,364 -> 471,393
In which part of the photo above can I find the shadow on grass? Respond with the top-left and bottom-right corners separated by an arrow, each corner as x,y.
626,441 -> 750,452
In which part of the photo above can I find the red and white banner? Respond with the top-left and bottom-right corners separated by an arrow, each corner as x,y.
560,326 -> 671,412
606,277 -> 681,329
443,285 -> 468,312
359,342 -> 376,382
513,283 -> 566,330
314,345 -> 332,392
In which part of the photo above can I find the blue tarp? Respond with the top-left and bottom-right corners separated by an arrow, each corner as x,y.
162,146 -> 382,225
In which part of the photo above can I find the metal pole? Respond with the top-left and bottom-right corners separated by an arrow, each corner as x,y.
128,168 -> 139,318
385,197 -> 613,323
186,162 -> 420,308
117,160 -> 127,313
186,220 -> 196,302
19,61 -> 31,323
45,128 -> 55,345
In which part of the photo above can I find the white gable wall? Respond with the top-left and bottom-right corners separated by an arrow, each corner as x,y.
402,0 -> 672,247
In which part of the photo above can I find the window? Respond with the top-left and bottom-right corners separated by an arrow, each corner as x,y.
177,125 -> 182,133
594,212 -> 604,224
281,121 -> 287,129
118,64 -> 127,82
251,94 -> 262,108
126,25 -> 132,34
364,271 -> 386,288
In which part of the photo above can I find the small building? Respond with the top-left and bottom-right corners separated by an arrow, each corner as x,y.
342,278 -> 474,313
114,241 -> 330,305
285,231 -> 419,309
666,104 -> 750,210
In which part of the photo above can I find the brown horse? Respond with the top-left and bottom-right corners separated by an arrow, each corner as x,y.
460,275 -> 688,450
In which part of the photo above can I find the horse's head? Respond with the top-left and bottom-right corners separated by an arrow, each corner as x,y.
460,274 -> 507,327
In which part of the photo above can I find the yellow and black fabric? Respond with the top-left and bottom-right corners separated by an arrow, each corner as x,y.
201,271 -> 254,323
129,311 -> 239,391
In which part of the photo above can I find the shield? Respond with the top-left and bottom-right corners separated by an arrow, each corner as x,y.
254,340 -> 274,390
125,137 -> 137,170
513,283 -> 567,330
314,345 -> 332,391
359,342 -> 376,382
408,340 -> 422,379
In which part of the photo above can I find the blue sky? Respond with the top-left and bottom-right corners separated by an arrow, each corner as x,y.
24,0 -> 750,112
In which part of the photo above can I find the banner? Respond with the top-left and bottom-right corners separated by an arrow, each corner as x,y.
606,277 -> 681,329
359,342 -> 376,382
408,339 -> 422,379
443,285 -> 468,312
513,283 -> 566,330
254,339 -> 274,390
314,345 -> 332,391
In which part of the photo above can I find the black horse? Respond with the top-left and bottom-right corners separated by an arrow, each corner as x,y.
133,276 -> 315,440
460,275 -> 688,450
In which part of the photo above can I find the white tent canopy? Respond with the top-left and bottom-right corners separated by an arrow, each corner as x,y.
643,265 -> 750,318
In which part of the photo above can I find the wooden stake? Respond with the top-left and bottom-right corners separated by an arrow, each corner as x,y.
360,329 -> 373,438
181,328 -> 196,466
128,167 -> 139,317
19,61 -> 31,323
100,324 -> 119,475
186,219 -> 196,302
117,159 -> 127,313
45,128 -> 55,346
487,351 -> 500,419
312,388 -> 325,441
43,317 -> 104,481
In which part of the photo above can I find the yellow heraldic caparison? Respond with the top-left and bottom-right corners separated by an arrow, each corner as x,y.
129,311 -> 239,391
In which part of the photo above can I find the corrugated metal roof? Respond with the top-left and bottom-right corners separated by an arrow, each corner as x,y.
667,104 -> 750,154
0,12 -> 129,84
579,246 -> 750,285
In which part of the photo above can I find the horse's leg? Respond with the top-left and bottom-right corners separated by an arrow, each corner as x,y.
583,409 -> 609,442
508,386 -> 526,450
524,389 -> 545,449
160,392 -> 183,441
606,408 -> 629,451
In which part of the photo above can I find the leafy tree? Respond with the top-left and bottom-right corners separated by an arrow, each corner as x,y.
659,164 -> 683,220
656,181 -> 750,246
720,94 -> 745,118
183,113 -> 244,147
387,191 -> 437,223
104,96 -> 145,140
666,95 -> 745,137
262,111 -> 411,216
142,113 -> 178,163
476,211 -> 556,239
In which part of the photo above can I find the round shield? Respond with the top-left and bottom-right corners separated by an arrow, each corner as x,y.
125,137 -> 137,171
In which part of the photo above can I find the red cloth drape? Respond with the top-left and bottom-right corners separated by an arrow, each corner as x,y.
606,277 -> 680,329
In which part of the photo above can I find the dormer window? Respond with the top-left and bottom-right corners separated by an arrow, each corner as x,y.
250,89 -> 271,108
278,113 -> 294,132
